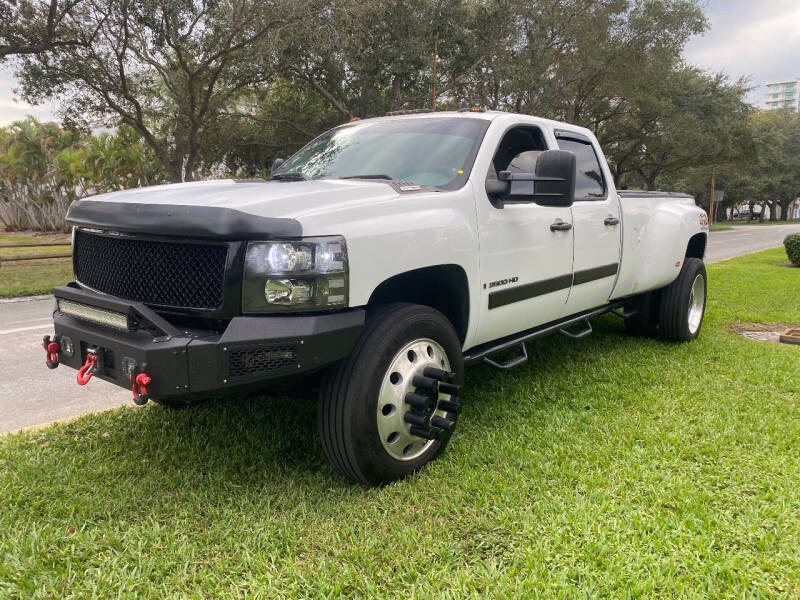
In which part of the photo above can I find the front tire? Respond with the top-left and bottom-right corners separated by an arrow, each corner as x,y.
659,257 -> 707,341
318,303 -> 463,485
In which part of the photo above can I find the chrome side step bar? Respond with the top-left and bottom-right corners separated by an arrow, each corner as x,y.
464,300 -> 627,368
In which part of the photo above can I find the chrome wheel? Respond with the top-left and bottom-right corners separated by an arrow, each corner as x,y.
377,338 -> 453,461
687,273 -> 705,334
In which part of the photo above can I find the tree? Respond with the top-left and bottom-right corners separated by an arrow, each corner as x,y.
15,0 -> 319,182
0,117 -> 167,230
664,108 -> 800,221
281,0 -> 489,119
443,0 -> 752,192
209,78 -> 342,176
0,0 -> 85,60
54,125 -> 166,195
748,109 -> 800,221
610,69 -> 752,190
460,1 -> 705,119
3,0 -> 761,194
0,117 -> 81,230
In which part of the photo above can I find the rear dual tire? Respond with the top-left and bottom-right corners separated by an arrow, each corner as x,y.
318,304 -> 462,486
659,257 -> 707,341
625,257 -> 707,342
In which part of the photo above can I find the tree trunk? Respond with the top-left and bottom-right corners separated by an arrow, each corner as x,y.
767,201 -> 777,221
184,152 -> 197,182
166,160 -> 183,183
779,198 -> 792,222
612,169 -> 622,189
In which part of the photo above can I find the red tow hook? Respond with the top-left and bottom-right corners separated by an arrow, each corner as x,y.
42,335 -> 60,369
132,372 -> 152,406
76,353 -> 98,385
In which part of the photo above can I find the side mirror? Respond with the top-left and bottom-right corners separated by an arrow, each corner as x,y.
485,178 -> 509,196
488,150 -> 576,208
531,150 -> 576,207
271,158 -> 285,174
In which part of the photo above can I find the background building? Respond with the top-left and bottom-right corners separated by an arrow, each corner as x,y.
765,79 -> 800,110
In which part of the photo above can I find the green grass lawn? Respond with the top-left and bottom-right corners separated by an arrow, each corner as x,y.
1,248 -> 799,598
0,231 -> 71,245
0,257 -> 73,297
0,230 -> 72,297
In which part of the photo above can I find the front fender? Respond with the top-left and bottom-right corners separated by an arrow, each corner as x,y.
296,185 -> 482,344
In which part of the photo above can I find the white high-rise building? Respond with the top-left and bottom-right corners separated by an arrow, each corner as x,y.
765,79 -> 800,111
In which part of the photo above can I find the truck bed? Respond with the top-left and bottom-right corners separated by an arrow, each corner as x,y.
611,190 -> 703,300
618,190 -> 694,201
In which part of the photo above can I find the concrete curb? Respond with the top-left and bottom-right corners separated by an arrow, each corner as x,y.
0,294 -> 53,304
0,403 -> 133,437
707,244 -> 784,264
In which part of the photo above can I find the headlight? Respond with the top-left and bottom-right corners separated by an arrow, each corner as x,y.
242,236 -> 348,313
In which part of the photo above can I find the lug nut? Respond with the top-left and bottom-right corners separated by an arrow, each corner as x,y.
404,411 -> 429,427
437,399 -> 461,414
423,366 -> 456,383
432,426 -> 450,443
431,415 -> 455,433
405,393 -> 434,411
412,374 -> 438,390
409,425 -> 436,440
438,382 -> 460,397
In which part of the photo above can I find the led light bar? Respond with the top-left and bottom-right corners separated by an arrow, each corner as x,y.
57,299 -> 129,331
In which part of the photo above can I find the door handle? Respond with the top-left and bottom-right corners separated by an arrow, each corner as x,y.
550,220 -> 573,232
604,216 -> 620,226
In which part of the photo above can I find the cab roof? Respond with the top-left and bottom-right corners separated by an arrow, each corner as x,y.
342,110 -> 595,140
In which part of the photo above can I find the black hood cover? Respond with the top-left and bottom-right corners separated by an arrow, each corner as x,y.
67,200 -> 302,240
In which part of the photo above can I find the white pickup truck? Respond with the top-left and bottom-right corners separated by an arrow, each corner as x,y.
44,109 -> 709,485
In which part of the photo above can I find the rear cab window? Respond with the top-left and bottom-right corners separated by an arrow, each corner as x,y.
555,131 -> 607,201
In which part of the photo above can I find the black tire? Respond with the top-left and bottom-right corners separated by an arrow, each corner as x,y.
659,257 -> 707,342
318,303 -> 463,486
624,290 -> 661,337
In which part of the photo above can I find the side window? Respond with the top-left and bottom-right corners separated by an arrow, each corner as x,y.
557,137 -> 606,200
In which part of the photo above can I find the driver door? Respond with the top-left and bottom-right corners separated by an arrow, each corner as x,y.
472,126 -> 574,347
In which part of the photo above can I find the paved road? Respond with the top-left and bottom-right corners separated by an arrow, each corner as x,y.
0,297 -> 130,434
705,223 -> 800,263
1,223 -> 799,434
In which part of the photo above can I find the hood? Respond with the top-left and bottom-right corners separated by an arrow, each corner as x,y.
66,178 -> 401,239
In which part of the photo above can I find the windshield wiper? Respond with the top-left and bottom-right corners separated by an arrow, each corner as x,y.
271,171 -> 308,181
340,174 -> 394,181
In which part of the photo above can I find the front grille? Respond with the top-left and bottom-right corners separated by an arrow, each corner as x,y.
227,343 -> 298,379
73,230 -> 229,310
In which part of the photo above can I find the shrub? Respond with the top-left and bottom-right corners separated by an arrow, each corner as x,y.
785,233 -> 800,266
1,118 -> 167,232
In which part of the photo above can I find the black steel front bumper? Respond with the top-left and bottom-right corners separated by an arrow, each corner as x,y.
50,285 -> 364,400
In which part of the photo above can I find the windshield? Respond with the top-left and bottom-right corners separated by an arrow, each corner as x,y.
274,117 -> 489,189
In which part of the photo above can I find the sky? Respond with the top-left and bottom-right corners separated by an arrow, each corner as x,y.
684,0 -> 800,101
1,0 -> 799,126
